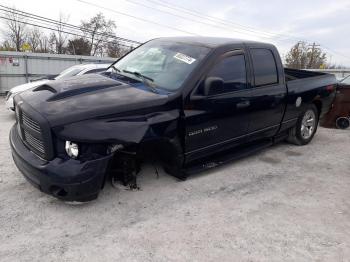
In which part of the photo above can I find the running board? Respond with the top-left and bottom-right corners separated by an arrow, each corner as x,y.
184,139 -> 273,175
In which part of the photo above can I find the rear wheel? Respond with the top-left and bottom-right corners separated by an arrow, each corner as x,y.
287,104 -> 319,145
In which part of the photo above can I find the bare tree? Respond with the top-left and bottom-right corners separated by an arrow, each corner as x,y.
38,34 -> 50,53
81,13 -> 116,56
27,27 -> 42,52
48,32 -> 56,53
106,40 -> 122,58
107,40 -> 131,58
0,40 -> 16,51
49,13 -> 69,54
2,7 -> 27,51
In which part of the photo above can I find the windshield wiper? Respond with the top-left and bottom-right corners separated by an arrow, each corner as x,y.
122,70 -> 157,93
110,64 -> 121,73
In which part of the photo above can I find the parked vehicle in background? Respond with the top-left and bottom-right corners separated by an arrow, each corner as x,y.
340,75 -> 350,85
5,63 -> 111,111
320,75 -> 350,129
10,37 -> 337,201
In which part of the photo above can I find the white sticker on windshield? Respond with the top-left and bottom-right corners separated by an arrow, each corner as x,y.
173,53 -> 196,64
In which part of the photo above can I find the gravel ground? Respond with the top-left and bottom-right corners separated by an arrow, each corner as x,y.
0,97 -> 350,262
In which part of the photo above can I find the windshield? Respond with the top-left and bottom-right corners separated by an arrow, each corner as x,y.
108,40 -> 211,91
341,75 -> 350,85
55,66 -> 84,80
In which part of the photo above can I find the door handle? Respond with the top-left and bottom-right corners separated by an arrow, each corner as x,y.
236,100 -> 250,109
275,94 -> 285,99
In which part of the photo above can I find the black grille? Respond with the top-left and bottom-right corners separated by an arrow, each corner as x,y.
22,112 -> 41,133
16,106 -> 50,159
23,130 -> 45,155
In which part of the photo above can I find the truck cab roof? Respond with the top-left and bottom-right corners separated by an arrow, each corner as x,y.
152,36 -> 271,48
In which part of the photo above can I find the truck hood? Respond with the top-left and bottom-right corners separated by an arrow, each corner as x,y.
16,74 -> 170,127
11,79 -> 50,94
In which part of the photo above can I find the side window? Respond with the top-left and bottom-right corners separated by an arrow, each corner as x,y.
207,54 -> 247,94
251,49 -> 278,86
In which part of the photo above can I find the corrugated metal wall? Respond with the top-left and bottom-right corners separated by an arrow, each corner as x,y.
0,51 -> 116,94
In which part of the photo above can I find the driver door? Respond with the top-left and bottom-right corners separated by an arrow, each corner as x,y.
184,50 -> 252,162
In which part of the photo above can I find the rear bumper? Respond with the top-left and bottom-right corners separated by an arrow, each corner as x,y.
10,125 -> 112,201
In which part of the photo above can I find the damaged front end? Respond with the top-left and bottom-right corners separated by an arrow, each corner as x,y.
51,107 -> 186,198
10,73 -> 186,201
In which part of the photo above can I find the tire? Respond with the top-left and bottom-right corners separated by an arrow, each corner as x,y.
287,104 -> 319,145
336,117 -> 350,129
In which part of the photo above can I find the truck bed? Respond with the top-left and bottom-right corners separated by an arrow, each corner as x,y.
284,68 -> 328,82
283,68 -> 337,121
284,68 -> 336,90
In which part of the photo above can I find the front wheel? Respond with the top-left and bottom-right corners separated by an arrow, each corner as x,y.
287,104 -> 319,145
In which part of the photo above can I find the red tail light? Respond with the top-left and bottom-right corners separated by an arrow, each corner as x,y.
326,85 -> 335,92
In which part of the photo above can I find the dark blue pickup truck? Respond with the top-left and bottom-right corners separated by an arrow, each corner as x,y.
10,37 -> 337,201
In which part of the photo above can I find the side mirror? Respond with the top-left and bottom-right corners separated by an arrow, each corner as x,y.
204,77 -> 224,96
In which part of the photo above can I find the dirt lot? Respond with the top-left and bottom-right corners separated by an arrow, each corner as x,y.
0,97 -> 350,262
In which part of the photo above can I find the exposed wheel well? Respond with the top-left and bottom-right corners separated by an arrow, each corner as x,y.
313,100 -> 322,117
105,137 -> 185,186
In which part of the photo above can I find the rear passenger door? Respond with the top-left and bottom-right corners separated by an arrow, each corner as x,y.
246,47 -> 287,141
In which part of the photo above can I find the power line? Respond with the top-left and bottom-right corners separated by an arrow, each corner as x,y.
0,4 -> 141,46
121,0 -> 277,39
0,11 -> 138,49
137,0 -> 350,62
76,0 -> 201,36
142,0 -> 350,60
320,44 -> 350,62
3,1 -> 294,48
76,0 -> 290,41
0,15 -> 135,49
2,2 -> 349,63
123,0 -> 321,46
76,0 -> 306,45
142,0 -> 291,39
0,4 -> 141,45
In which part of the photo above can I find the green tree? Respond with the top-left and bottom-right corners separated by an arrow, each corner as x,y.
67,38 -> 91,55
285,41 -> 327,69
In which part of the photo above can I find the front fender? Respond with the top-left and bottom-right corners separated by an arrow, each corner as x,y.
52,109 -> 181,144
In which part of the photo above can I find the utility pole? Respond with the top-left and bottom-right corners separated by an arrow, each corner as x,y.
296,42 -> 300,69
307,42 -> 320,69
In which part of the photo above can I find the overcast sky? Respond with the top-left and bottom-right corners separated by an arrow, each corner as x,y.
1,0 -> 350,66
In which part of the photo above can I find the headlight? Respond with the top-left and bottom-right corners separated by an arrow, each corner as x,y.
65,141 -> 79,159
